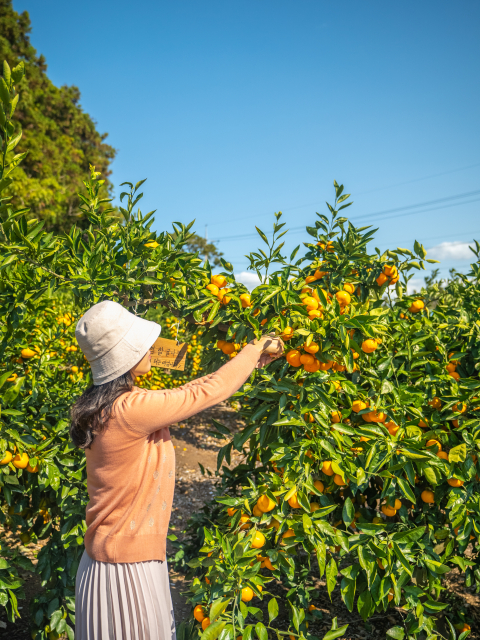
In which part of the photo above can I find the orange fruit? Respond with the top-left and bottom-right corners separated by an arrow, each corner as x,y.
387,590 -> 394,602
381,505 -> 396,517
448,478 -> 464,487
383,264 -> 397,277
303,296 -> 319,311
227,507 -> 237,516
437,451 -> 448,460
251,531 -> 266,548
369,410 -> 386,423
322,460 -> 334,476
394,499 -> 402,510
21,348 -> 37,358
361,339 -> 378,353
410,299 -> 424,313
26,462 -> 39,473
310,502 -> 320,512
318,360 -> 333,370
313,480 -> 324,493
386,421 -> 399,435
335,291 -> 351,306
241,587 -> 254,602
303,359 -> 320,373
240,293 -> 251,308
288,492 -> 301,509
377,558 -> 385,570
0,451 -> 13,465
308,309 -> 323,319
453,402 -> 467,413
426,439 -> 442,451
253,505 -> 263,517
221,342 -> 236,355
202,617 -> 211,630
300,353 -> 315,366
376,273 -> 388,286
343,283 -> 355,294
194,605 -> 205,622
449,371 -> 460,380
352,400 -> 367,413
286,350 -> 302,367
446,362 -> 456,373
12,452 -> 29,469
211,274 -> 227,288
421,490 -> 435,504
305,275 -> 318,284
331,411 -> 342,423
206,283 -> 219,296
281,529 -> 295,542
304,341 -> 320,354
281,326 -> 294,340
257,495 -> 276,512
429,397 -> 442,409
333,474 -> 347,486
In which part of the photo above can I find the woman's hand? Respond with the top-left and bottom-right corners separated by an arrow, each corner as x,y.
250,334 -> 284,368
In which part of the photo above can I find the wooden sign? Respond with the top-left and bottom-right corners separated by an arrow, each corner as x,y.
150,337 -> 188,371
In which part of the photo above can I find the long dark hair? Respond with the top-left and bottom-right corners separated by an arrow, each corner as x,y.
70,372 -> 133,449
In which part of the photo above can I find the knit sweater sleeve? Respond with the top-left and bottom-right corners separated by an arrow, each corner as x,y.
118,344 -> 261,435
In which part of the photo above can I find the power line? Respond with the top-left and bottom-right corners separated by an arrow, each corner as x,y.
212,191 -> 480,242
206,161 -> 480,229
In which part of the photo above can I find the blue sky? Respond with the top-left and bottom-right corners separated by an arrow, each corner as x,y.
14,0 -> 480,288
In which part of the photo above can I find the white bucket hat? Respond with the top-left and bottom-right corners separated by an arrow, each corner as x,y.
75,300 -> 161,386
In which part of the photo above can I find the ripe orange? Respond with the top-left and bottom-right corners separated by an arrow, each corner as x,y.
409,299 -> 424,313
240,293 -> 251,308
193,605 -> 205,622
381,505 -> 396,517
313,480 -> 324,493
386,421 -> 399,435
369,410 -> 386,423
304,341 -> 320,354
227,507 -> 237,517
332,361 -> 346,372
448,478 -> 464,487
361,339 -> 378,353
221,342 -> 236,355
352,400 -> 367,413
300,353 -> 315,366
288,492 -> 301,509
421,490 -> 435,504
206,283 -> 219,296
286,350 -> 302,367
322,460 -> 334,476
305,275 -> 318,284
318,360 -> 333,370
241,587 -> 254,602
310,502 -> 320,512
437,451 -> 448,460
376,273 -> 388,287
211,274 -> 227,288
343,283 -> 355,294
394,499 -> 402,510
13,452 -> 29,469
202,617 -> 211,630
429,396 -> 442,409
239,515 -> 251,530
26,462 -> 39,473
251,531 -> 266,548
308,309 -> 323,320
303,359 -> 320,373
383,264 -> 397,277
253,505 -> 263,517
387,589 -> 394,602
331,410 -> 342,423
449,371 -> 460,380
333,474 -> 347,486
257,495 -> 276,512
281,326 -> 294,340
335,291 -> 351,306
21,348 -> 37,359
281,529 -> 295,542
426,439 -> 442,451
303,296 -> 319,311
453,402 -> 467,413
1,451 -> 13,465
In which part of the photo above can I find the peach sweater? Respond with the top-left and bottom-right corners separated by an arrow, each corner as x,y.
84,344 -> 260,563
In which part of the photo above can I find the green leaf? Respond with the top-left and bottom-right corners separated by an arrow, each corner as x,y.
449,443 -> 467,463
386,627 -> 405,639
342,497 -> 354,528
326,557 -> 338,599
254,622 -> 268,640
322,625 -> 349,640
210,597 -> 231,622
201,621 -> 227,640
267,597 -> 278,623
396,476 -> 416,503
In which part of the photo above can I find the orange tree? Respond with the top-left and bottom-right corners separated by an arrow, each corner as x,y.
1,58 -> 479,640
180,197 -> 480,640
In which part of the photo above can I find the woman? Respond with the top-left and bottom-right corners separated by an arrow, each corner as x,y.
70,300 -> 284,640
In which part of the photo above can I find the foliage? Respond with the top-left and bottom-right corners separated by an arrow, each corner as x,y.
1,59 -> 479,640
0,0 -> 116,233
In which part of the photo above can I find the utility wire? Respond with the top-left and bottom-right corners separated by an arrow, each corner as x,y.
212,191 -> 480,242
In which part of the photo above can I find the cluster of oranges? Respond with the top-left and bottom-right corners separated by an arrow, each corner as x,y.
204,274 -> 252,309
375,263 -> 399,287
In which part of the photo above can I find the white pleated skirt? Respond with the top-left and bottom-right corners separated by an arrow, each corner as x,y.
75,550 -> 176,640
